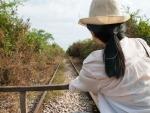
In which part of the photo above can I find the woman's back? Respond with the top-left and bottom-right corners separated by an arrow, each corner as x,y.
69,0 -> 150,112
70,37 -> 150,113
98,37 -> 150,113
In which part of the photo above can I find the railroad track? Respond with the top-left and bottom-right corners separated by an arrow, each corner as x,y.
28,63 -> 61,113
30,58 -> 99,113
69,58 -> 99,112
0,58 -> 99,113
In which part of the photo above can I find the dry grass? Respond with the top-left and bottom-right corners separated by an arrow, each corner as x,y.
44,64 -> 66,103
0,49 -> 64,112
0,3 -> 65,112
0,52 -> 63,86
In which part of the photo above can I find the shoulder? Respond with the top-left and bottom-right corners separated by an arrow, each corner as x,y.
135,38 -> 149,46
122,37 -> 146,42
83,49 -> 104,64
122,37 -> 148,49
129,37 -> 147,44
122,37 -> 150,60
129,38 -> 149,49
135,38 -> 147,42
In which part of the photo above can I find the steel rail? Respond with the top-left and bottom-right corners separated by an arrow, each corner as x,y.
33,63 -> 61,113
0,58 -> 99,113
0,63 -> 68,113
69,58 -> 99,112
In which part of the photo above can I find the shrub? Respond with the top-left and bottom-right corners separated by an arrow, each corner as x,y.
0,0 -> 65,85
66,39 -> 104,60
126,9 -> 150,45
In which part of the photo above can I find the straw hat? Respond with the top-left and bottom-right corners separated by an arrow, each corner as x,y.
79,0 -> 130,25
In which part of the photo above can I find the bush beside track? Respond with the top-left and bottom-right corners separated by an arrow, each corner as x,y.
0,0 -> 65,85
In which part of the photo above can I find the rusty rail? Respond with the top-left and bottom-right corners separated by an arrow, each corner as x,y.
0,84 -> 68,113
0,58 -> 99,113
69,58 -> 99,111
0,63 -> 68,113
33,63 -> 61,113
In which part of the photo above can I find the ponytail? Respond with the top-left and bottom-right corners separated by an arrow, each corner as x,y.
87,24 -> 126,79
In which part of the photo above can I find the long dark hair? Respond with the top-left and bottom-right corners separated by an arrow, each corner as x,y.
87,23 -> 126,79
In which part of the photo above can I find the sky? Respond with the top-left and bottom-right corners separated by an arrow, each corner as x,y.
18,0 -> 150,50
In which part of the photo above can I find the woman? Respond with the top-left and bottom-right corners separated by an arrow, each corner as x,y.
69,0 -> 150,113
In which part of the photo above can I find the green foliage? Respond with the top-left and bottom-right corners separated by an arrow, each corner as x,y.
66,39 -> 104,60
126,9 -> 150,45
0,0 -> 65,85
0,0 -> 64,57
0,0 -> 21,13
0,0 -> 29,55
26,29 -> 54,53
43,43 -> 64,60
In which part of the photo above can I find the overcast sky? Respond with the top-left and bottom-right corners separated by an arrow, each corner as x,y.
18,0 -> 150,50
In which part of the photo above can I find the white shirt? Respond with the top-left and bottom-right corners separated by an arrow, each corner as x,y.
69,37 -> 150,113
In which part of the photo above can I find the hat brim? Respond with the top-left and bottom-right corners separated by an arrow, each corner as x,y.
79,15 -> 130,26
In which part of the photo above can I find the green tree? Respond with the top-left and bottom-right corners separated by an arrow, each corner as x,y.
0,0 -> 65,85
126,9 -> 150,45
26,29 -> 54,53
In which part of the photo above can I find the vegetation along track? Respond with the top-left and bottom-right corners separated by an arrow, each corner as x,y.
0,58 -> 99,113
28,64 -> 61,113
32,58 -> 99,113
